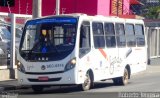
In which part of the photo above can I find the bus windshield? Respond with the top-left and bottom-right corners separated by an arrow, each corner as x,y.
20,17 -> 78,61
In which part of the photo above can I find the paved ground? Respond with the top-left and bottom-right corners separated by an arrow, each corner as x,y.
0,64 -> 159,92
0,80 -> 20,92
0,58 -> 160,98
0,57 -> 159,90
150,58 -> 160,65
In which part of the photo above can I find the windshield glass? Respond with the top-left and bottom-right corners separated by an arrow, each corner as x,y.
20,17 -> 78,61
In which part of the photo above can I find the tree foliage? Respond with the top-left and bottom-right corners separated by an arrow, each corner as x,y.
144,6 -> 160,19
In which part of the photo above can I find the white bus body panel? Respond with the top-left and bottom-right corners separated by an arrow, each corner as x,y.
17,14 -> 147,86
18,52 -> 78,85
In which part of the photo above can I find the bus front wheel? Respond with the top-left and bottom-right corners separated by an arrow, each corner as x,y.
79,72 -> 92,91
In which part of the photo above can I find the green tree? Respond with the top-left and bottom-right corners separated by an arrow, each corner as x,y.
145,6 -> 160,19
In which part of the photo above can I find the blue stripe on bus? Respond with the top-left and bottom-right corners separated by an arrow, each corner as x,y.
27,18 -> 77,25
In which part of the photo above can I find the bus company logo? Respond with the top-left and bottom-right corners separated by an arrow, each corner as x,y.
41,65 -> 46,70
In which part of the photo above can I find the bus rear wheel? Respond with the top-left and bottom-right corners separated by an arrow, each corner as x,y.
32,85 -> 44,93
113,68 -> 129,85
122,68 -> 129,85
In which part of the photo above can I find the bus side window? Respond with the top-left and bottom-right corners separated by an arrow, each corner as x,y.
92,22 -> 105,48
115,23 -> 126,47
104,23 -> 116,47
135,24 -> 145,46
125,23 -> 136,47
79,21 -> 91,58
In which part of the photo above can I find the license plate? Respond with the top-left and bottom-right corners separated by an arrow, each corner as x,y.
38,76 -> 49,81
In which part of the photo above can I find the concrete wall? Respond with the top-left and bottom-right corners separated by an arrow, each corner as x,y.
41,0 -> 56,16
0,0 -> 32,14
123,0 -> 130,14
42,0 -> 76,16
0,69 -> 17,81
76,0 -> 98,15
0,69 -> 10,80
97,0 -> 110,16
60,0 -> 76,14
0,0 -> 131,16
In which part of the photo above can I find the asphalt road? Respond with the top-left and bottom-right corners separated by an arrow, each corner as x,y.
1,65 -> 160,98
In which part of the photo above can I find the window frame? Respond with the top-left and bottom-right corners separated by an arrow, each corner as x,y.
92,22 -> 105,49
135,24 -> 145,47
115,23 -> 126,47
125,23 -> 136,47
104,22 -> 116,48
79,21 -> 91,58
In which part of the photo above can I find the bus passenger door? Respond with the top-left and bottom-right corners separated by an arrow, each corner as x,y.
104,22 -> 119,78
78,21 -> 92,83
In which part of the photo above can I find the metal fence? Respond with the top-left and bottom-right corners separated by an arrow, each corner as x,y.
146,27 -> 160,58
0,55 -> 8,66
145,20 -> 160,64
0,12 -> 32,69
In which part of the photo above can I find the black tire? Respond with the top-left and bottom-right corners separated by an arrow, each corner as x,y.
80,72 -> 92,91
113,68 -> 129,85
32,85 -> 44,93
121,68 -> 129,85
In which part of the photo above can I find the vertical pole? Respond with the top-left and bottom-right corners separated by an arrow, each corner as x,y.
56,0 -> 60,15
146,27 -> 150,65
7,1 -> 11,13
32,0 -> 42,18
10,13 -> 16,79
117,0 -> 119,16
19,0 -> 21,14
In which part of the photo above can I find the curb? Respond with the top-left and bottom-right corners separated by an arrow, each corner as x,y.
0,85 -> 30,92
0,86 -> 17,92
0,87 -> 4,92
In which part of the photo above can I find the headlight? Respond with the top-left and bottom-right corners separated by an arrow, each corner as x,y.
17,61 -> 25,73
64,58 -> 76,72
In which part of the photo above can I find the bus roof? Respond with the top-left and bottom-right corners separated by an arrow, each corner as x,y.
30,13 -> 144,24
